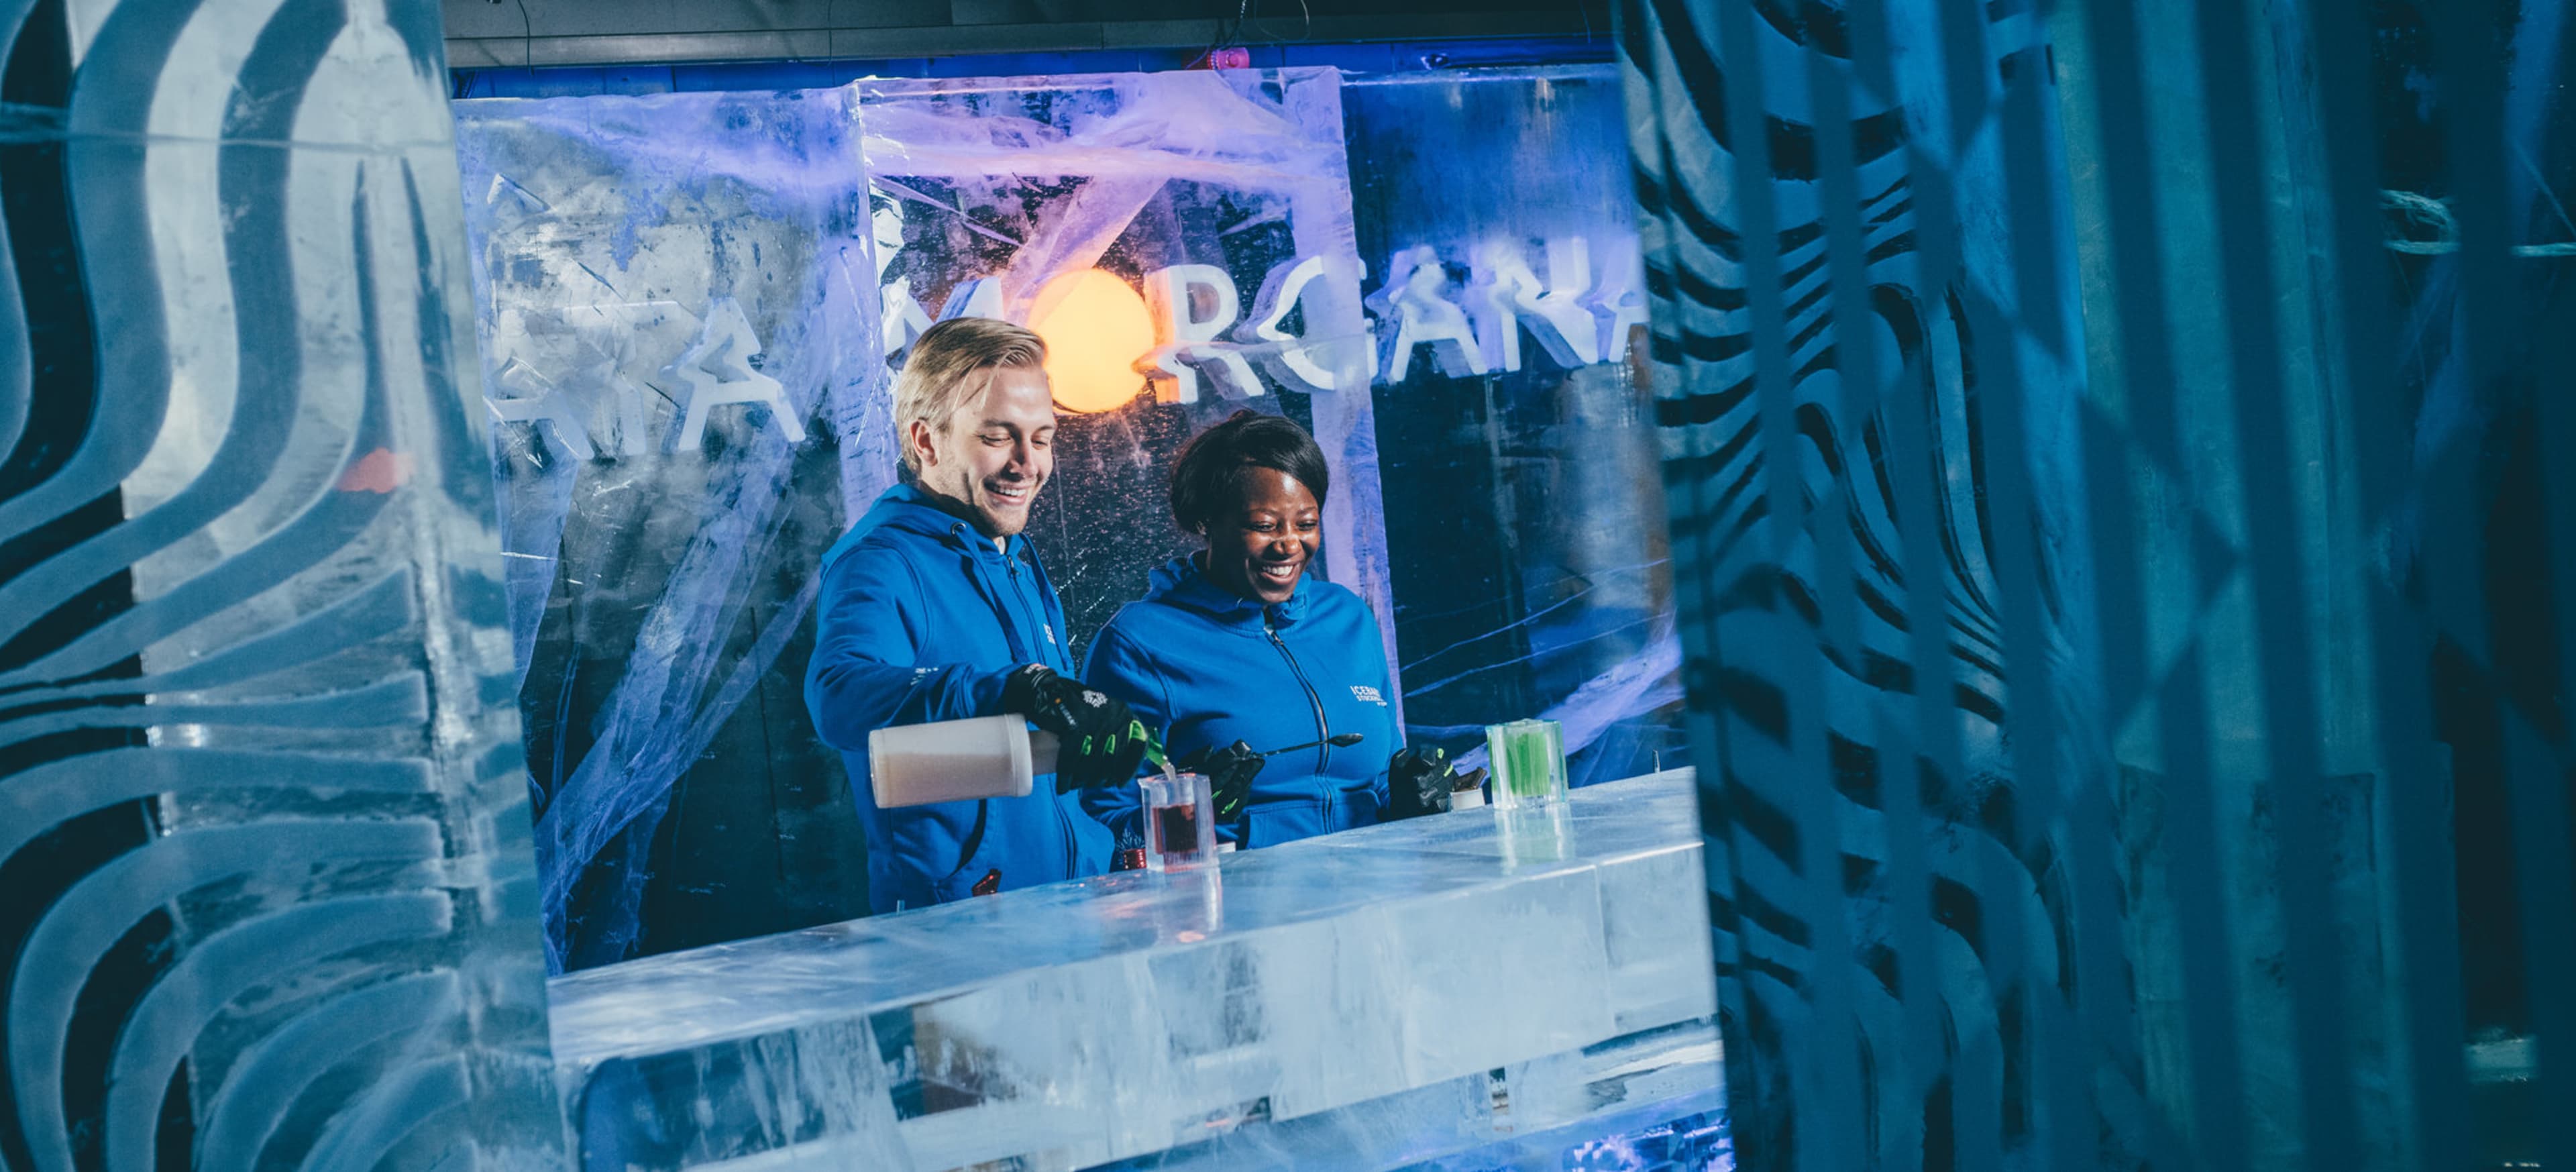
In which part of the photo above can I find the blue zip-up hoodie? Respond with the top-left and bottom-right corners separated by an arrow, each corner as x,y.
806,483 -> 1112,912
1081,553 -> 1398,849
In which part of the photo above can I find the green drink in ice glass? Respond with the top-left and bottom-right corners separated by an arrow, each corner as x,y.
1483,718 -> 1568,808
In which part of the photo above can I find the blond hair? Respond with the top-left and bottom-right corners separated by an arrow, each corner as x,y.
894,317 -> 1049,472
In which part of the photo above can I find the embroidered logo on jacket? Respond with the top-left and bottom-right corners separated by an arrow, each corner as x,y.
1351,684 -> 1385,705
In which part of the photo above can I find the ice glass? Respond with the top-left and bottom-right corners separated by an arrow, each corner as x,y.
1484,718 -> 1569,809
1140,770 -> 1217,872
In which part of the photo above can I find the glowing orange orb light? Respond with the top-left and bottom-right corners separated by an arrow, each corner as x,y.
1028,268 -> 1155,414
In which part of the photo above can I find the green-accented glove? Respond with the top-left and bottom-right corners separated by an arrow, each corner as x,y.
1001,664 -> 1155,793
1175,739 -> 1264,824
1385,745 -> 1481,820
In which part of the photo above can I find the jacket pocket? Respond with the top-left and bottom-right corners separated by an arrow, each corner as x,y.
1334,782 -> 1385,829
930,867 -> 987,904
1245,796 -> 1328,849
912,800 -> 991,900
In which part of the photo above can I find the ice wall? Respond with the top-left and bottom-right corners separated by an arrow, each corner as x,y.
453,70 -> 1395,965
0,1 -> 561,1169
453,89 -> 879,971
1625,0 -> 2576,1168
1342,68 -> 1682,786
1623,1 -> 2112,1164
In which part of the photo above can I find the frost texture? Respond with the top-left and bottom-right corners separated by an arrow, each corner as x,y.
1343,68 -> 1684,784
455,89 -> 881,971
1,1 -> 563,1168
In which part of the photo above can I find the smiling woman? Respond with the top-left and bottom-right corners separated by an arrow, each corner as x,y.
1211,466 -> 1320,602
1077,411 -> 1474,854
1171,411 -> 1331,604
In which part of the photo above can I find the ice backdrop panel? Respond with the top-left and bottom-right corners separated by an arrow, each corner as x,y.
453,89 -> 881,973
1340,66 -> 1681,785
451,69 -> 1389,965
0,1 -> 562,1170
1625,0 -> 2576,1169
858,67 -> 1395,680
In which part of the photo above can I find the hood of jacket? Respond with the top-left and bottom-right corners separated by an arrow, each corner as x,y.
821,481 -> 1017,572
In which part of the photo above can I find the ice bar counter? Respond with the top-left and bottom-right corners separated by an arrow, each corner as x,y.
545,770 -> 1721,1171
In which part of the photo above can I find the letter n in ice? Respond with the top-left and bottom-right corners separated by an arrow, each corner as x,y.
1467,237 -> 1602,372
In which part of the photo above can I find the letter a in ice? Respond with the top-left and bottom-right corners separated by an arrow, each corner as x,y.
488,357 -> 596,460
1368,246 -> 1485,382
663,296 -> 806,454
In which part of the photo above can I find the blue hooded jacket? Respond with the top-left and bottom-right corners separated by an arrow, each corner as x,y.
806,483 -> 1112,912
1081,553 -> 1398,849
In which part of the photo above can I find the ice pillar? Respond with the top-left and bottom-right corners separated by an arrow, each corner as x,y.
0,1 -> 563,1168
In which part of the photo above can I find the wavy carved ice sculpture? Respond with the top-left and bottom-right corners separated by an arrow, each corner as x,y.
0,1 -> 564,1170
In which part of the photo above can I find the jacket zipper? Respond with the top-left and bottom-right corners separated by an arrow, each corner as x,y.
1263,616 -> 1332,774
959,532 -> 1079,875
1002,553 -> 1078,867
1004,559 -> 1041,663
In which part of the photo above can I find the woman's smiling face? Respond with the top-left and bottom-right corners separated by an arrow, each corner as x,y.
1205,467 -> 1320,604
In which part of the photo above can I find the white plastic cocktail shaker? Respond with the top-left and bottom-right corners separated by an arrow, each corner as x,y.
866,716 -> 1061,808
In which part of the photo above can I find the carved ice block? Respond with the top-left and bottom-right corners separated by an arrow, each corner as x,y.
545,770 -> 1721,1171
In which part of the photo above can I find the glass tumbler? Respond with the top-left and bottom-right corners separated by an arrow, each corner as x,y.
1483,718 -> 1568,809
1138,769 -> 1216,872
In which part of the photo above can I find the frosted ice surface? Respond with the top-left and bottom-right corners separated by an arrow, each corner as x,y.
452,71 -> 1418,961
1340,68 -> 1686,786
547,771 -> 1719,1171
452,89 -> 881,969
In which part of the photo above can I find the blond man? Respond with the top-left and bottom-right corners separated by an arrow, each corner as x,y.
806,318 -> 1142,912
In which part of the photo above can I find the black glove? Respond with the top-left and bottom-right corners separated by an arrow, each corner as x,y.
1385,745 -> 1483,820
1002,664 -> 1151,793
1176,739 -> 1263,824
